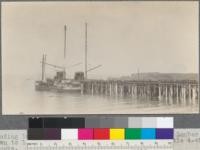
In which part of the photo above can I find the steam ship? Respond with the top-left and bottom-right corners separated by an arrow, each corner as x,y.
35,23 -> 101,93
35,53 -> 85,92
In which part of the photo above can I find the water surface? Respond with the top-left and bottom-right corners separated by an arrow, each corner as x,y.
3,77 -> 198,114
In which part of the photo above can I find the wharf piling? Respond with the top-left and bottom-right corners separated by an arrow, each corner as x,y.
81,80 -> 198,104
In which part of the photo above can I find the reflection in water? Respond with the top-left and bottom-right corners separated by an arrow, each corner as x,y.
3,78 -> 199,114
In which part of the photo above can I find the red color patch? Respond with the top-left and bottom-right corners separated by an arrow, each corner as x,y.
93,128 -> 110,139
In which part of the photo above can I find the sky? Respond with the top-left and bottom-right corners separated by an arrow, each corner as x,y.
2,1 -> 199,80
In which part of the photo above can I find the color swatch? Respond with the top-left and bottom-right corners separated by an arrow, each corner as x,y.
156,128 -> 174,139
61,129 -> 78,140
141,128 -> 156,139
94,128 -> 109,140
29,117 -> 173,128
78,128 -> 93,140
44,128 -> 61,140
110,128 -> 125,140
125,128 -> 141,139
28,117 -> 174,140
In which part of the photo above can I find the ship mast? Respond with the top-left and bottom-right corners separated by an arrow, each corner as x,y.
41,54 -> 46,81
63,25 -> 67,79
85,22 -> 88,79
64,25 -> 67,59
41,55 -> 44,81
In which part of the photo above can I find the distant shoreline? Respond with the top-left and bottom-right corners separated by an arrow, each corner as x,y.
108,73 -> 198,81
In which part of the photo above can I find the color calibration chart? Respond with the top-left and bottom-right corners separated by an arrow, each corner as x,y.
2,117 -> 200,150
26,117 -> 173,149
2,128 -> 200,150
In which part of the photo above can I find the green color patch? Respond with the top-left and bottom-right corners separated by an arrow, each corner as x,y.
125,128 -> 141,139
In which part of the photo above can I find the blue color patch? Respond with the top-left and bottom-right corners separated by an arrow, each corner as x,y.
141,128 -> 156,139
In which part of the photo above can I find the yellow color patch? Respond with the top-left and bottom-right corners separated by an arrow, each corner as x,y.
110,128 -> 125,140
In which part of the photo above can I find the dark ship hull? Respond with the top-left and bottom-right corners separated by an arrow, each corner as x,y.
35,71 -> 84,93
35,81 -> 81,93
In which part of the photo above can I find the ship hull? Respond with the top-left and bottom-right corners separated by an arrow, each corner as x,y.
35,82 -> 82,93
35,86 -> 81,93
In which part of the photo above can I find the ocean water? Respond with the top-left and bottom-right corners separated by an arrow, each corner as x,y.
2,77 -> 199,114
